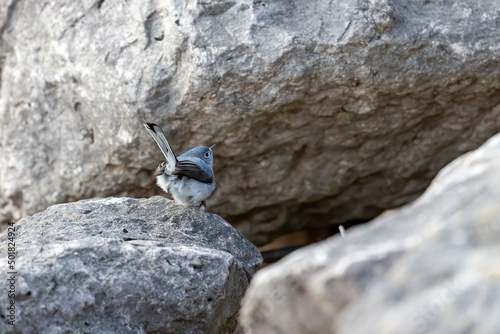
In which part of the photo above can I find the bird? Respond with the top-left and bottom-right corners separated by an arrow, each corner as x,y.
143,122 -> 217,207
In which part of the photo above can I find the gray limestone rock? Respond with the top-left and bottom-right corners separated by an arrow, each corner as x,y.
239,131 -> 500,333
1,0 -> 500,244
0,196 -> 262,334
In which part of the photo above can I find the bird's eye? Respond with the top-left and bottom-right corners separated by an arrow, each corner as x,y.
205,152 -> 210,158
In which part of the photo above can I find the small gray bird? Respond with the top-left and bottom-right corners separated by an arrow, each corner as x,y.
144,122 -> 217,206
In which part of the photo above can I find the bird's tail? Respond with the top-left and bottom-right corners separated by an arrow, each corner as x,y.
144,123 -> 177,174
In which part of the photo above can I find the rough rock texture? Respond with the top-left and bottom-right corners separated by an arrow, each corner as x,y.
239,132 -> 500,333
1,0 -> 500,244
0,196 -> 262,334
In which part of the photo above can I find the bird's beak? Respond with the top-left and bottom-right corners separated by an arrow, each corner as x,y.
209,143 -> 218,150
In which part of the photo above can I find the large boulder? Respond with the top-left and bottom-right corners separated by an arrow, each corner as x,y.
0,196 -> 262,334
1,0 -> 500,244
239,132 -> 500,333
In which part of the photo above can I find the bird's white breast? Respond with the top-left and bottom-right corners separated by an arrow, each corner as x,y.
157,174 -> 215,205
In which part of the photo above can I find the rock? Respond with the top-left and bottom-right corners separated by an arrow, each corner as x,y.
1,0 -> 500,244
0,196 -> 262,334
239,132 -> 500,334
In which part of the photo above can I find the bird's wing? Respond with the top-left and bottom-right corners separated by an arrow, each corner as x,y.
144,123 -> 177,173
173,160 -> 213,184
154,162 -> 167,176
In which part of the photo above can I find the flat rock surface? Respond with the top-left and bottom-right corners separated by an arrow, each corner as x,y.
1,0 -> 500,244
0,196 -> 262,334
239,132 -> 500,333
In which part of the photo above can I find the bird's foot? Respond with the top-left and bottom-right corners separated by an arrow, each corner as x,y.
199,201 -> 207,212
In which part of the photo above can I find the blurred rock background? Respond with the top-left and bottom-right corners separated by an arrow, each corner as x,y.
1,0 -> 500,247
239,129 -> 500,334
